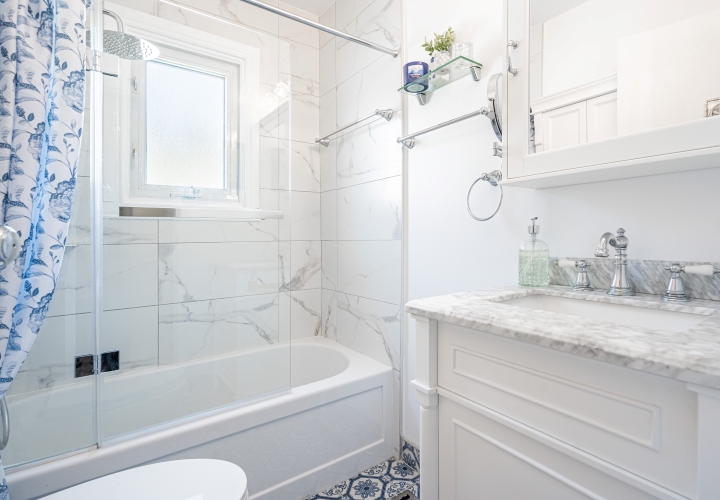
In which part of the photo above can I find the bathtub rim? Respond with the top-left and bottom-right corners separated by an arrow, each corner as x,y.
7,337 -> 394,499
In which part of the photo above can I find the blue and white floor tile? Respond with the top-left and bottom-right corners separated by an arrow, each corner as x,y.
304,454 -> 419,500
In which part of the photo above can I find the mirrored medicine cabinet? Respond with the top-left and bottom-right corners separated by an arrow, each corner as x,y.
503,0 -> 720,188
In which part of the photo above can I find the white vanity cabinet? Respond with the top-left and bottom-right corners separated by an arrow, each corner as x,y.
411,314 -> 720,500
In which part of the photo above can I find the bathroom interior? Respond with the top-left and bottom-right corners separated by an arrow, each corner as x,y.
1,0 -> 719,498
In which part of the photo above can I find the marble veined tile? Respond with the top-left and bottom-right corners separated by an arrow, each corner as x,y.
338,240 -> 401,304
279,191 -> 321,241
280,240 -> 322,291
336,111 -> 402,189
159,219 -> 278,243
172,0 -> 280,37
337,176 -> 401,241
321,289 -> 337,340
319,3 -> 335,48
159,242 -> 279,304
321,240 -> 338,290
290,92 -> 319,144
320,39 -> 336,97
319,88 -> 337,140
159,293 -> 280,365
320,137 -> 337,192
335,0 -> 375,31
288,41 -> 320,97
102,306 -> 159,375
280,140 -> 321,192
67,176 -> 90,247
103,219 -> 158,245
291,289 -> 322,339
48,244 -> 93,318
321,190 -> 337,240
156,1 -> 281,86
336,54 -> 401,130
9,313 -> 93,396
104,244 -> 159,311
337,293 -> 400,370
279,1 -> 319,49
335,0 -> 401,85
260,136 -> 280,190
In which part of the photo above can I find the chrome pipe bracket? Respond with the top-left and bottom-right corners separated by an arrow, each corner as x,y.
507,40 -> 518,76
415,93 -> 428,106
470,66 -> 482,82
401,138 -> 415,149
467,170 -> 503,221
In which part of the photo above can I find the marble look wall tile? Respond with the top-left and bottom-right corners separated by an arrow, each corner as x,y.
260,188 -> 280,211
102,306 -> 159,375
67,177 -> 90,247
48,245 -> 92,318
280,291 -> 291,343
280,140 -> 321,192
290,289 -> 322,339
103,219 -> 158,245
279,191 -> 321,241
338,240 -> 401,304
159,242 -> 278,304
337,176 -> 401,241
260,136 -> 280,190
336,112 -> 402,189
319,88 -> 337,139
321,240 -> 338,290
320,137 -> 337,192
288,41 -> 320,97
159,293 -> 280,365
9,313 -> 93,396
335,0 -> 374,30
104,244 -> 159,311
335,0 -> 401,85
290,92 -> 319,144
336,54 -> 401,130
174,0 -> 280,37
550,257 -> 720,301
280,241 -> 322,291
319,39 -> 336,97
319,3 -> 335,48
159,219 -> 278,243
321,289 -> 337,340
258,83 -> 289,139
279,1 -> 320,48
321,190 -> 337,240
156,1 -> 281,86
336,293 -> 400,370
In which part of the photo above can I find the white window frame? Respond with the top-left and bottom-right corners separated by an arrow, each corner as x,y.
104,3 -> 263,214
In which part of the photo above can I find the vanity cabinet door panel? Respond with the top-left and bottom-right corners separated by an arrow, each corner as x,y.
587,92 -> 618,142
439,397 -> 661,500
437,322 -> 697,497
542,102 -> 587,151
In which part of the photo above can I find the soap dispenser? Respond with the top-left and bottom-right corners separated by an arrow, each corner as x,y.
519,217 -> 549,287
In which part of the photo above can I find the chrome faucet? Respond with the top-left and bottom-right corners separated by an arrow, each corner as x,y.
594,228 -> 635,296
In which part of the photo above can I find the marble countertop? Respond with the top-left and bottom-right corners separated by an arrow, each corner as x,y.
406,286 -> 720,389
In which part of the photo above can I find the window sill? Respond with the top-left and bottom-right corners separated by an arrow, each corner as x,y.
108,206 -> 284,221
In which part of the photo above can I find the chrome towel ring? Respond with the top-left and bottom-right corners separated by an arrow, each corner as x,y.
467,170 -> 503,221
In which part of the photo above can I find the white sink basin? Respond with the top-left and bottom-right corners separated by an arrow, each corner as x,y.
502,294 -> 708,333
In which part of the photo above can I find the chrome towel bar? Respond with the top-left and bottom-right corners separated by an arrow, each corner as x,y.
316,109 -> 394,147
397,108 -> 489,149
236,0 -> 398,58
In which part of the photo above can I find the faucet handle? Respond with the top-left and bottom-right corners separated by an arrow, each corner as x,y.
611,228 -> 629,249
663,263 -> 689,302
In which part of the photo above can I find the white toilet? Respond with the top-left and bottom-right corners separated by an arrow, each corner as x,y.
42,459 -> 248,500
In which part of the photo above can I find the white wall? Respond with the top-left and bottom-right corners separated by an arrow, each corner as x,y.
403,0 -> 720,447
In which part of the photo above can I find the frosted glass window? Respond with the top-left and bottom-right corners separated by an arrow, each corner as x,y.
145,61 -> 226,189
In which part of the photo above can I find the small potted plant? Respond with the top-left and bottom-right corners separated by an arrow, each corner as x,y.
422,27 -> 455,73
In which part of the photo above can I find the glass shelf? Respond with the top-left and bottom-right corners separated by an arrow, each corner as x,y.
398,56 -> 482,96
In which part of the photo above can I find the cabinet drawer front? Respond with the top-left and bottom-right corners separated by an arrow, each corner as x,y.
439,398 -> 675,500
438,322 -> 696,497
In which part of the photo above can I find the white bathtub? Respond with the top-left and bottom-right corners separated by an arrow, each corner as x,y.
6,338 -> 394,500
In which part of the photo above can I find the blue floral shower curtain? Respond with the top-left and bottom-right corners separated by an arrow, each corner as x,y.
0,0 -> 88,496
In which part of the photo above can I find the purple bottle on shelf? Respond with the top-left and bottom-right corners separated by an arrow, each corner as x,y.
403,61 -> 429,93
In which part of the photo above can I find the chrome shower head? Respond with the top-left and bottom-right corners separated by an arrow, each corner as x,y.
102,9 -> 160,61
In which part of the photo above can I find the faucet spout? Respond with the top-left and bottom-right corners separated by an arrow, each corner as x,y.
594,232 -> 616,258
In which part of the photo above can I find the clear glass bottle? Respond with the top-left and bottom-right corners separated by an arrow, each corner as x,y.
519,217 -> 549,287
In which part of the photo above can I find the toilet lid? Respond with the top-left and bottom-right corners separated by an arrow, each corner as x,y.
42,459 -> 248,500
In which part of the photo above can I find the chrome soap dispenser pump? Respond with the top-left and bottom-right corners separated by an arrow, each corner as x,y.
519,217 -> 549,287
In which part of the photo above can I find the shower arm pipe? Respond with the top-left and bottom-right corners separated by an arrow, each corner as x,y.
315,109 -> 393,146
102,9 -> 124,32
397,108 -> 489,148
236,0 -> 398,58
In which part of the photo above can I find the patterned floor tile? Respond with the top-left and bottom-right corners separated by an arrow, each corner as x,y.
303,454 -> 420,500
